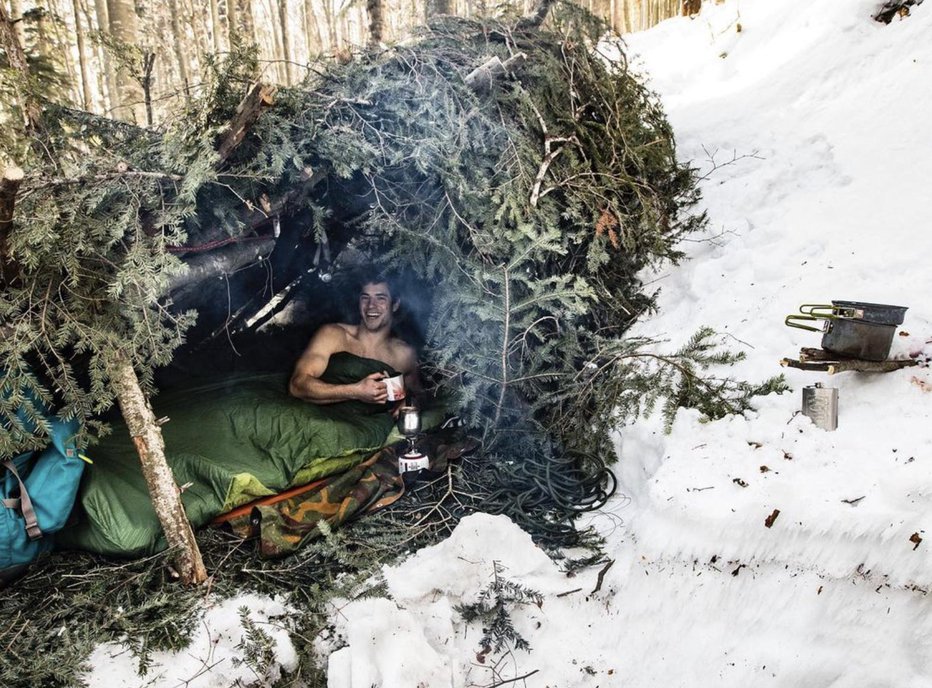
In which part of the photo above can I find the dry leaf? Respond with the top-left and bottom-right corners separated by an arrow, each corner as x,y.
764,509 -> 780,528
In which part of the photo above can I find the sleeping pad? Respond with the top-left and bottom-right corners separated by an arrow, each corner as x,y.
57,353 -> 402,557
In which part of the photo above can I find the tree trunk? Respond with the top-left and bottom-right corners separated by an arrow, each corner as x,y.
209,0 -> 222,50
236,0 -> 256,48
321,0 -> 337,52
0,3 -> 45,149
93,0 -> 116,112
303,0 -> 324,56
8,0 -> 25,47
167,0 -> 191,101
106,0 -> 146,123
225,0 -> 237,45
278,0 -> 293,82
71,0 -> 94,110
367,0 -> 383,46
110,356 -> 207,585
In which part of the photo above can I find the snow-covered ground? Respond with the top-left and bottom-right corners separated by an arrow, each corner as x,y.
85,1 -> 932,685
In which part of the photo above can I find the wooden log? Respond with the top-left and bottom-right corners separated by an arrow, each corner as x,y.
0,166 -> 24,284
780,355 -> 918,374
110,355 -> 207,585
167,236 -> 276,296
215,83 -> 277,166
465,53 -> 527,94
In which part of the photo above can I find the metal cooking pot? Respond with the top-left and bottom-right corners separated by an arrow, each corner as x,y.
785,301 -> 906,361
798,301 -> 907,326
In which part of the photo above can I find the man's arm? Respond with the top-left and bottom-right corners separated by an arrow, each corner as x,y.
289,325 -> 389,405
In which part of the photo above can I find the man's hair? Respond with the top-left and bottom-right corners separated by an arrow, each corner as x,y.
357,267 -> 399,303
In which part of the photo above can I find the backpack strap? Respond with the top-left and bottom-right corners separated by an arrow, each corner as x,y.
2,459 -> 43,540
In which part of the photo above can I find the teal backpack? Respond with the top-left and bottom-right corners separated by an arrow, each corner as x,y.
1,415 -> 84,581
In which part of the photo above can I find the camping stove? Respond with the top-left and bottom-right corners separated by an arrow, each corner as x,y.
397,406 -> 430,473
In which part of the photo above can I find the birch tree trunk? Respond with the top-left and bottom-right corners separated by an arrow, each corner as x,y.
209,0 -> 222,51
236,0 -> 256,48
225,0 -> 238,46
168,0 -> 191,101
110,356 -> 207,585
71,0 -> 93,110
0,2 -> 43,138
106,0 -> 146,123
303,0 -> 323,56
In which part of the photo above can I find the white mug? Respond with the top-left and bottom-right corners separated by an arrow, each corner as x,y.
384,374 -> 405,402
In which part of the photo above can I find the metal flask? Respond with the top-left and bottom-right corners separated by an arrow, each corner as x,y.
802,382 -> 838,431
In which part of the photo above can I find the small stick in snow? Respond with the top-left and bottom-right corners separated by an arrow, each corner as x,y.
841,496 -> 865,506
590,559 -> 614,595
487,669 -> 540,688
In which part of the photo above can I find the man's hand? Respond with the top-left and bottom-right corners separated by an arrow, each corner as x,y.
355,372 -> 388,404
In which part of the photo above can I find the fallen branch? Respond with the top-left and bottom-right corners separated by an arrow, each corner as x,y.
464,53 -> 527,94
215,83 -> 277,166
781,355 -> 917,374
167,236 -> 276,296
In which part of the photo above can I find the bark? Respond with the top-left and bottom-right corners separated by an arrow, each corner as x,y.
278,0 -> 294,82
93,0 -> 116,112
304,0 -> 323,56
215,83 -> 277,165
141,51 -> 155,126
238,0 -> 256,47
465,53 -> 526,93
225,0 -> 237,46
781,348 -> 919,375
321,0 -> 338,52
0,166 -> 24,284
209,0 -> 222,50
0,2 -> 43,136
72,0 -> 93,110
167,236 -> 276,295
9,0 -> 24,46
367,0 -> 384,46
167,0 -> 191,101
110,356 -> 207,585
106,0 -> 146,123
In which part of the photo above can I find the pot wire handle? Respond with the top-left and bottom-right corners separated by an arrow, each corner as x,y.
799,304 -> 836,317
785,314 -> 826,332
800,303 -> 858,318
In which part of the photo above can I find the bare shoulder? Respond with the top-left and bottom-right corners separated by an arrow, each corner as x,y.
313,322 -> 353,345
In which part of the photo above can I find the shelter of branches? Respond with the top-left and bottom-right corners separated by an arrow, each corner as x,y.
1,5 -> 782,565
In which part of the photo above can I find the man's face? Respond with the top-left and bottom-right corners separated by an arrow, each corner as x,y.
358,281 -> 397,332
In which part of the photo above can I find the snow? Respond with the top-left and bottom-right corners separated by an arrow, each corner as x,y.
87,1 -> 932,685
84,594 -> 298,687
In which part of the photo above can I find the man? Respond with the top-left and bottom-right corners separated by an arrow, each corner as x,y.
289,276 -> 421,407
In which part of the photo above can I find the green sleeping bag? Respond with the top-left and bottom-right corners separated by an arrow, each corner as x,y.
58,353 -> 401,557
